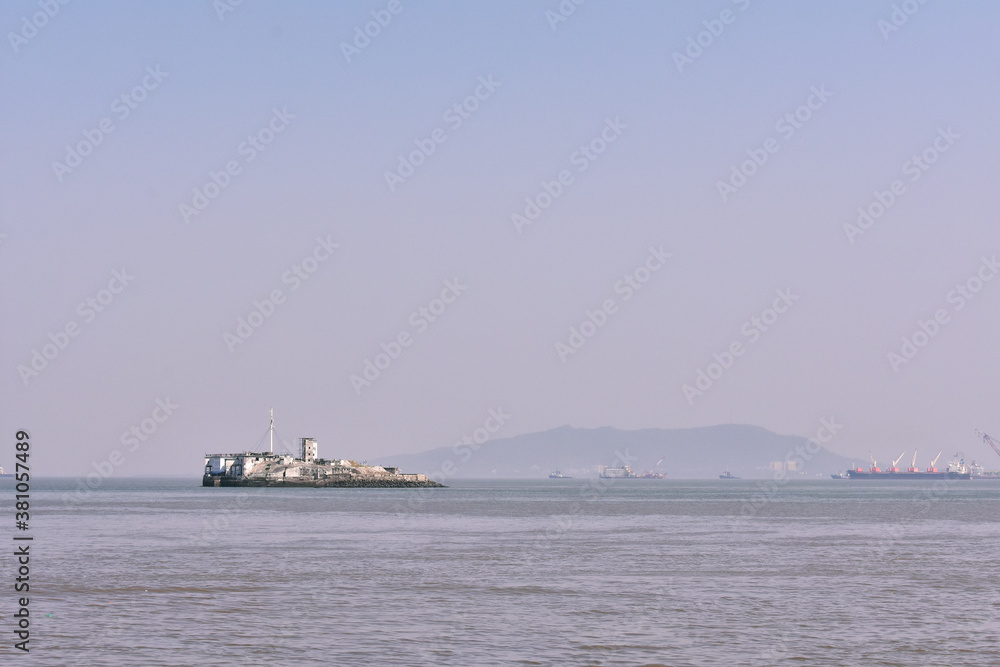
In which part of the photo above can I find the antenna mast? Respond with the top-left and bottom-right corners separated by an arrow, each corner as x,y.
269,408 -> 274,454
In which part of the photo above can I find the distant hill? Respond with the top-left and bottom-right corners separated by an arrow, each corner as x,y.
376,424 -> 858,479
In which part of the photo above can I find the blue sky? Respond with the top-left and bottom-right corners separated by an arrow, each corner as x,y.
3,0 -> 999,475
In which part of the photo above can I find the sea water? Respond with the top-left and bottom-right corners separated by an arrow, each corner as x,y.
5,477 -> 1000,666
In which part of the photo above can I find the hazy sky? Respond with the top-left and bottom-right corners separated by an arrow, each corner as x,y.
3,1 -> 999,476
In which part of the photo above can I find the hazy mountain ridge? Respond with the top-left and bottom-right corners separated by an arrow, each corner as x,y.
377,424 -> 858,479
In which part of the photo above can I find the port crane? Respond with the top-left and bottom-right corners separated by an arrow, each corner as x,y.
907,450 -> 919,473
927,450 -> 943,473
975,429 -> 1000,460
888,452 -> 906,472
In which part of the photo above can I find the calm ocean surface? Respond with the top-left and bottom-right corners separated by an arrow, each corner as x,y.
5,477 -> 1000,666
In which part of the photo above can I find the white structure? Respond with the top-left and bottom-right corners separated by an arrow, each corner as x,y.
203,411 -> 434,486
300,437 -> 318,463
206,452 -> 295,477
599,465 -> 635,478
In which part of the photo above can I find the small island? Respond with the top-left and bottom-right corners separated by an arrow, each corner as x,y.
204,432 -> 443,488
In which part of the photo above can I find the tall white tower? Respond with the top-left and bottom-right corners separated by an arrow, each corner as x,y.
300,437 -> 317,463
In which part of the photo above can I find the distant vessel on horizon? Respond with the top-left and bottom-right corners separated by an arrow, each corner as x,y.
599,465 -> 637,479
639,456 -> 667,478
598,464 -> 667,479
839,451 -> 971,480
0,466 -> 12,478
548,471 -> 573,479
719,470 -> 739,480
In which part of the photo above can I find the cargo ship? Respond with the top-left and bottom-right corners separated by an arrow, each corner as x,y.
598,464 -> 667,479
841,451 -> 971,480
203,410 -> 443,488
968,462 -> 1000,479
599,465 -> 637,479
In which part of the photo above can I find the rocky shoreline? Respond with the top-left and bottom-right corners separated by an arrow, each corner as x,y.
203,475 -> 445,488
